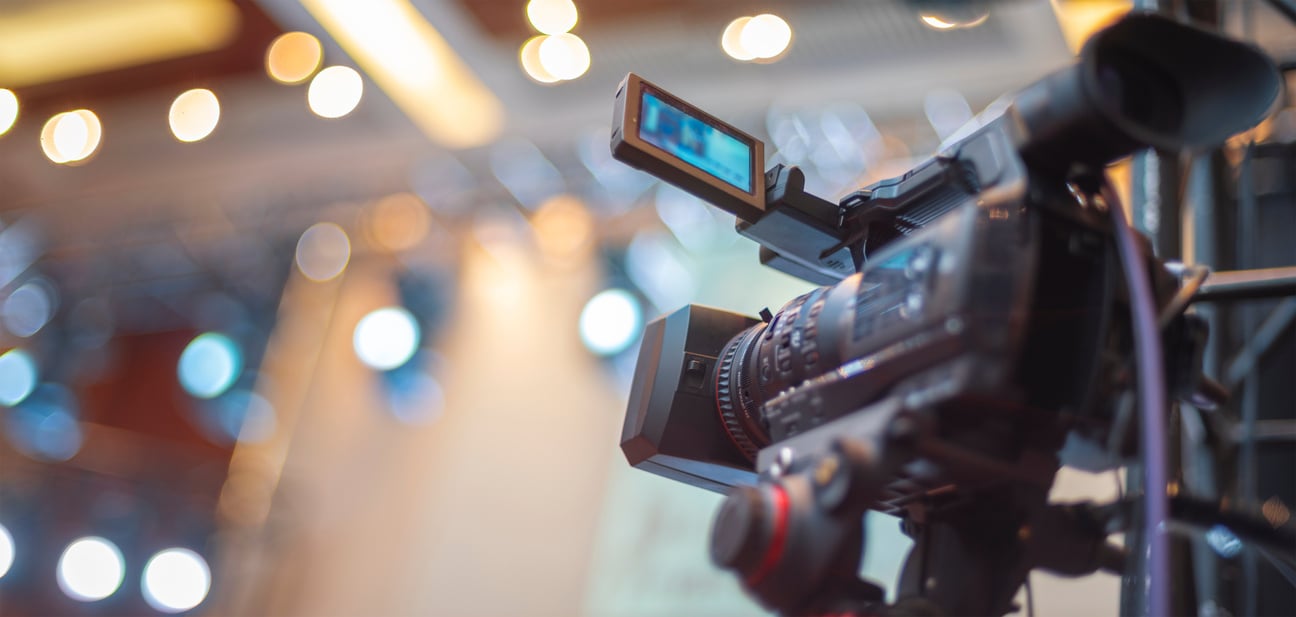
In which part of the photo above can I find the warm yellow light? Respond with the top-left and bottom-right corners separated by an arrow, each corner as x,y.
0,89 -> 17,137
307,66 -> 363,119
740,14 -> 792,61
538,33 -> 590,81
526,0 -> 578,35
0,0 -> 239,88
919,15 -> 958,29
169,88 -> 220,142
1049,0 -> 1132,54
368,193 -> 432,252
532,195 -> 593,262
519,36 -> 561,84
266,31 -> 323,84
301,0 -> 504,148
721,17 -> 756,61
40,110 -> 102,164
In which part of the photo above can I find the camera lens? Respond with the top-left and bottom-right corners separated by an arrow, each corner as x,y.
713,287 -> 835,461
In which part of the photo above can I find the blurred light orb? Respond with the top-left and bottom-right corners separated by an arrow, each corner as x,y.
720,17 -> 756,61
526,0 -> 578,35
141,548 -> 211,613
538,33 -> 590,81
295,222 -> 351,282
168,89 -> 220,143
579,289 -> 642,356
308,66 -> 363,119
919,11 -> 988,30
519,36 -> 560,84
740,14 -> 792,61
0,523 -> 13,579
353,307 -> 421,370
266,31 -> 323,84
204,389 -> 277,444
0,348 -> 38,406
3,280 -> 56,338
369,193 -> 432,252
385,370 -> 446,425
40,110 -> 102,164
532,195 -> 593,261
5,384 -> 83,462
57,537 -> 125,602
0,89 -> 17,136
179,333 -> 242,399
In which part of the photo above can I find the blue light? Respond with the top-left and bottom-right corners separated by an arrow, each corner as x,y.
579,289 -> 642,356
178,333 -> 242,399
4,383 -> 83,462
0,348 -> 38,406
199,390 -> 276,444
1205,524 -> 1243,558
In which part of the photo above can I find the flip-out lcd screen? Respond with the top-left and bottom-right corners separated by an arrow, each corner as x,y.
639,91 -> 754,193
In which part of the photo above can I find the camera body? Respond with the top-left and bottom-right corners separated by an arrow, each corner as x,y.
622,113 -> 1161,510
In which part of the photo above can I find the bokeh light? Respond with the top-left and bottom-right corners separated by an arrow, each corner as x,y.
579,289 -> 642,356
266,31 -> 324,84
740,14 -> 793,61
141,548 -> 211,613
919,12 -> 988,30
532,195 -> 593,261
307,65 -> 363,118
5,383 -> 83,462
0,348 -> 38,406
178,333 -> 242,399
2,279 -> 56,337
519,36 -> 560,84
295,222 -> 351,282
40,109 -> 102,164
723,14 -> 792,62
526,0 -> 578,35
168,88 -> 220,143
538,33 -> 590,81
0,523 -> 13,580
353,307 -> 421,370
57,537 -> 125,602
720,17 -> 756,61
368,193 -> 432,252
202,389 -> 277,444
0,89 -> 17,137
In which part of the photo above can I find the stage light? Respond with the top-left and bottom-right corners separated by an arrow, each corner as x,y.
57,536 -> 124,602
519,36 -> 560,84
168,88 -> 220,143
538,33 -> 590,81
532,195 -> 593,262
178,332 -> 242,399
579,288 -> 642,356
266,31 -> 323,84
5,383 -> 83,462
40,109 -> 101,164
295,222 -> 351,282
739,14 -> 792,61
0,523 -> 13,580
0,89 -> 17,136
301,0 -> 504,147
526,0 -> 578,35
141,548 -> 211,613
0,349 -> 38,406
721,17 -> 756,61
354,307 -> 420,370
368,193 -> 431,252
2,279 -> 56,337
307,65 -> 363,119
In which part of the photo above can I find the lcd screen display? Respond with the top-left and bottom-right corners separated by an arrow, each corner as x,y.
638,90 -> 754,193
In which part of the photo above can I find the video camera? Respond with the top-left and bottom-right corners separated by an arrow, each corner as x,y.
611,13 -> 1281,617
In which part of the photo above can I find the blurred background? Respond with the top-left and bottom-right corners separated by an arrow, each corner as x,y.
0,0 -> 1291,615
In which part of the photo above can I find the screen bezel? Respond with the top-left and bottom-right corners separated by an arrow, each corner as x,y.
612,73 -> 766,222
